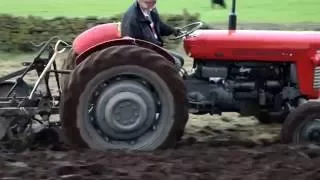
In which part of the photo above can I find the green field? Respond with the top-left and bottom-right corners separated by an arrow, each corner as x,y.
1,0 -> 320,23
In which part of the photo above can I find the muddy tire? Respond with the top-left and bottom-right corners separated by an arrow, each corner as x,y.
59,45 -> 189,151
59,49 -> 76,92
281,101 -> 320,144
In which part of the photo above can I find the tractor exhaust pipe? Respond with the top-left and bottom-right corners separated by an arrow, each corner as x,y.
228,0 -> 237,30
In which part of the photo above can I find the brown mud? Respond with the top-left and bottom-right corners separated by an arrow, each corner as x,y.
1,139 -> 320,180
0,22 -> 319,179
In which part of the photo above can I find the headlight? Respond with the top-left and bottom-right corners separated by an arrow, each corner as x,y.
312,49 -> 320,65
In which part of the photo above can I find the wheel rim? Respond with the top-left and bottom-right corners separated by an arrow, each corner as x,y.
77,65 -> 174,150
295,117 -> 320,144
90,79 -> 158,140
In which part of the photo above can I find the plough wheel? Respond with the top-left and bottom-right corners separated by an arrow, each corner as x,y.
59,45 -> 189,151
0,81 -> 31,147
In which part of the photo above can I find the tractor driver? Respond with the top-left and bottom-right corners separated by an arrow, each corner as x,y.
121,0 -> 185,69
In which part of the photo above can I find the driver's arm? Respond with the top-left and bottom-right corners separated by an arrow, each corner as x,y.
152,8 -> 176,36
159,19 -> 175,36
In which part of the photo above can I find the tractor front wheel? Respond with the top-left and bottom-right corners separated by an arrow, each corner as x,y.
281,101 -> 320,144
59,45 -> 189,151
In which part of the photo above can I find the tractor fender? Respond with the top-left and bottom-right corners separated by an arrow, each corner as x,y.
75,38 -> 176,65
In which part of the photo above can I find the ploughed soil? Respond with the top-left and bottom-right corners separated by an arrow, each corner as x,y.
2,142 -> 320,180
0,22 -> 320,180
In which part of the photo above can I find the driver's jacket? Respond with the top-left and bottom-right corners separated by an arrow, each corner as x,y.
121,1 -> 175,47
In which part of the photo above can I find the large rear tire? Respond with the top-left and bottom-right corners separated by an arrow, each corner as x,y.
59,45 -> 189,151
281,101 -> 320,144
59,49 -> 76,92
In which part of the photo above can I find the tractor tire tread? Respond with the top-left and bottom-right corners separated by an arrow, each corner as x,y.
281,101 -> 320,143
59,45 -> 189,150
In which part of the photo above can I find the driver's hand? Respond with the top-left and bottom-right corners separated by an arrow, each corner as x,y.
173,27 -> 182,36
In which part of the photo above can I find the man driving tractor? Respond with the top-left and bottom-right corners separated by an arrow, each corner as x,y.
121,0 -> 185,69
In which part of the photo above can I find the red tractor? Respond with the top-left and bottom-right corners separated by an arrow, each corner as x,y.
0,0 -> 320,151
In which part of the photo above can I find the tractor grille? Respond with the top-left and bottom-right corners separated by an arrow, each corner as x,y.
313,66 -> 320,89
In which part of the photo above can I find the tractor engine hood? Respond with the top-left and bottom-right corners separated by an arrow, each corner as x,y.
183,30 -> 320,61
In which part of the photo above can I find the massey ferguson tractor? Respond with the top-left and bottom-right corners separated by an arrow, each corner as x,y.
0,0 -> 320,151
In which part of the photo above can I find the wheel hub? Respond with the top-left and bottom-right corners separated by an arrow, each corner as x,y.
309,130 -> 320,142
105,92 -> 148,132
300,119 -> 320,143
93,80 -> 158,140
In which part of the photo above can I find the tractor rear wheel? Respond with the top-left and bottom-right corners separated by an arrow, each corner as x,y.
59,45 -> 189,151
281,101 -> 320,144
59,49 -> 76,92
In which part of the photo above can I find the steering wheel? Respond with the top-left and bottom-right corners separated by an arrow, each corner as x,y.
169,21 -> 203,40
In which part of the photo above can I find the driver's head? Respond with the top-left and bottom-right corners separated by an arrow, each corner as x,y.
137,0 -> 157,11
